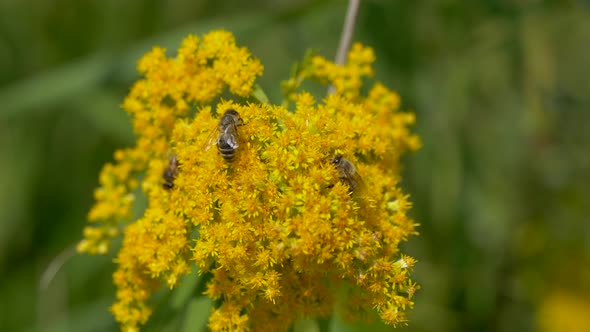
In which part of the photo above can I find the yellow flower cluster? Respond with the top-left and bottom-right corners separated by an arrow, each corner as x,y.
79,30 -> 420,332
312,43 -> 375,99
77,30 -> 263,256
538,290 -> 590,332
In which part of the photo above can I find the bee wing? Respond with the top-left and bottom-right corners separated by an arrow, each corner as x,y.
352,172 -> 366,193
341,167 -> 366,193
222,124 -> 239,149
224,134 -> 239,149
203,126 -> 221,151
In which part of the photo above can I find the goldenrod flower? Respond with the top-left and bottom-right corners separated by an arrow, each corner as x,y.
79,30 -> 420,331
538,290 -> 590,332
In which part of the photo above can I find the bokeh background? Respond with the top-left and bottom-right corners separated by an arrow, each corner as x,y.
1,0 -> 589,331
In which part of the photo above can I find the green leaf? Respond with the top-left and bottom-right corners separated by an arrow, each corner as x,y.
252,83 -> 270,104
181,297 -> 213,332
294,318 -> 319,332
170,270 -> 202,310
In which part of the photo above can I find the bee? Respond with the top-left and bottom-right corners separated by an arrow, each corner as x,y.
330,154 -> 365,193
207,109 -> 244,162
162,154 -> 179,190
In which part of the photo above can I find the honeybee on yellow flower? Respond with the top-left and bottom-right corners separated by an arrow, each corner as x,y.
330,154 -> 365,193
162,154 -> 180,190
207,109 -> 244,162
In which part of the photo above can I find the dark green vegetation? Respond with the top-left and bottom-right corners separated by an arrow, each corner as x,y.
1,1 -> 589,331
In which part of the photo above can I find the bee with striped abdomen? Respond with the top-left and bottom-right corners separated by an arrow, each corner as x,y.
163,154 -> 180,190
207,109 -> 244,162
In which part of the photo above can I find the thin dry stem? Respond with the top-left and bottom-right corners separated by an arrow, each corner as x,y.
329,0 -> 361,94
39,245 -> 76,291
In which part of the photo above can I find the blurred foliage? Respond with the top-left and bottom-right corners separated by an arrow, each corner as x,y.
1,0 -> 589,331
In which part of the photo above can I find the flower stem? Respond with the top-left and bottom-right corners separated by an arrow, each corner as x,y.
329,0 -> 361,94
335,0 -> 361,66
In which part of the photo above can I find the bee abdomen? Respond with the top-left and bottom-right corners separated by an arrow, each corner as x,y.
162,155 -> 179,190
162,170 -> 177,189
217,139 -> 236,161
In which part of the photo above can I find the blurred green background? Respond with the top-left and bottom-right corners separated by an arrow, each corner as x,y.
1,0 -> 589,331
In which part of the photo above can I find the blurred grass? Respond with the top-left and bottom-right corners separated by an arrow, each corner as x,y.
1,0 -> 590,331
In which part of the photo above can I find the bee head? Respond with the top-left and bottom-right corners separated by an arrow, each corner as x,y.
224,109 -> 239,117
224,109 -> 244,126
331,154 -> 343,166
